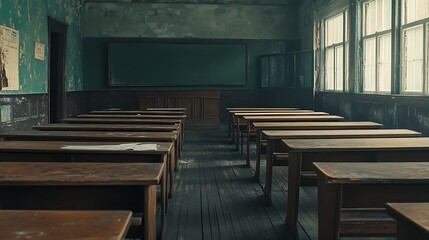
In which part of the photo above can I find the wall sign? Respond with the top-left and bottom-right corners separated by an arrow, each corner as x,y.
34,42 -> 45,61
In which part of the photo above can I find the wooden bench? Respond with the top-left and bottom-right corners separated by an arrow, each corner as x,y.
0,140 -> 170,237
0,162 -> 163,240
314,162 -> 429,240
231,111 -> 317,150
282,137 -> 429,238
91,110 -> 185,115
386,203 -> 429,240
241,115 -> 344,160
147,107 -> 187,112
252,121 -> 383,180
33,123 -> 183,158
226,108 -> 304,141
0,210 -> 132,240
1,130 -> 178,197
62,117 -> 184,152
260,129 -> 421,205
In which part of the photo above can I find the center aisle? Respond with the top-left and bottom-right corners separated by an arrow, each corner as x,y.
166,128 -> 301,240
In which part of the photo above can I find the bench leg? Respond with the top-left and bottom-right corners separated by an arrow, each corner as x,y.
255,131 -> 261,182
263,140 -> 274,206
285,153 -> 303,237
317,175 -> 342,240
144,185 -> 157,240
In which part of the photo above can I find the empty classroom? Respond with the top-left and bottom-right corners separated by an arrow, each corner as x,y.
1,0 -> 429,240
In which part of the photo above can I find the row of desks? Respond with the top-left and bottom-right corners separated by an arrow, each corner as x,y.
226,107 -> 429,240
0,108 -> 186,239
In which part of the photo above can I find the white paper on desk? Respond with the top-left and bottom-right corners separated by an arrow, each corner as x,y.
61,143 -> 158,151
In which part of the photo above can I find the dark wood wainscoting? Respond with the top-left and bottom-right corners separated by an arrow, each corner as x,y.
140,91 -> 220,128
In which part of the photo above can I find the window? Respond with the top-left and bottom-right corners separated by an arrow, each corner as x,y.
401,0 -> 429,93
362,0 -> 392,93
323,13 -> 346,91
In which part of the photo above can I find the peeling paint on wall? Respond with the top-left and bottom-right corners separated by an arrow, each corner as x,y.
0,104 -> 11,122
0,0 -> 84,94
84,2 -> 297,39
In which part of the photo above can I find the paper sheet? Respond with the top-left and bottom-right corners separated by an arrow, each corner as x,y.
61,143 -> 158,151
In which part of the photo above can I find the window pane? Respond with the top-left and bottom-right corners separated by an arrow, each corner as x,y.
403,26 -> 424,92
403,0 -> 429,24
427,23 -> 429,92
364,1 -> 376,35
364,38 -> 377,91
325,47 -> 335,90
378,34 -> 392,92
335,46 -> 344,90
377,0 -> 391,31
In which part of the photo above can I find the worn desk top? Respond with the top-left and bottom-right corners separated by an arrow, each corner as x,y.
2,130 -> 178,141
0,162 -> 164,185
233,112 -> 327,116
227,108 -> 299,111
283,137 -> 429,152
243,115 -> 344,122
313,162 -> 429,184
91,110 -> 185,115
0,140 -> 172,154
253,121 -> 382,130
147,107 -> 186,111
77,114 -> 187,119
263,129 -> 421,139
62,118 -> 180,124
0,210 -> 132,240
386,203 -> 429,235
33,123 -> 180,132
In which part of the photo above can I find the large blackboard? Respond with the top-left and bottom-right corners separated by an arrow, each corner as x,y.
108,42 -> 247,87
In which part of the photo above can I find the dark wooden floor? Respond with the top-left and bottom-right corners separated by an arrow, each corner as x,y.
166,128 -> 394,240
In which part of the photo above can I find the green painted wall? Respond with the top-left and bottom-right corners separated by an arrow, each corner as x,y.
0,0 -> 83,94
83,2 -> 298,91
83,38 -> 291,90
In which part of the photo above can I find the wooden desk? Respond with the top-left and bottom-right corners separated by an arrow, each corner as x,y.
63,117 -> 180,125
62,118 -> 184,151
226,108 -> 307,140
386,203 -> 429,240
91,110 -> 185,115
0,210 -> 132,240
1,130 -> 178,195
314,162 -> 429,240
33,123 -> 180,132
261,129 -> 421,205
241,115 -> 344,159
77,114 -> 187,120
283,137 -> 429,238
0,162 -> 163,240
147,107 -> 187,112
33,123 -> 183,158
252,121 -> 383,180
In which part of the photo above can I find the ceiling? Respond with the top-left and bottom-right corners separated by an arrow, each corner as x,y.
83,0 -> 299,6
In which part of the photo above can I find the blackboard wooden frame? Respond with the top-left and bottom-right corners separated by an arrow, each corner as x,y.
107,40 -> 248,87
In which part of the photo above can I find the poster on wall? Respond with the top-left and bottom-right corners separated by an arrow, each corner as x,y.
0,25 -> 19,90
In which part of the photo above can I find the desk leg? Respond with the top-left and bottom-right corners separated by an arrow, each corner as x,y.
160,162 -> 167,239
174,140 -> 179,172
144,185 -> 157,240
285,152 -> 303,237
169,145 -> 176,198
246,122 -> 251,167
317,175 -> 342,240
255,130 -> 261,182
263,139 -> 274,206
235,123 -> 240,151
228,113 -> 231,139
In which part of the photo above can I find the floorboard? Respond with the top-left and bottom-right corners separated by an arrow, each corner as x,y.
166,127 -> 394,240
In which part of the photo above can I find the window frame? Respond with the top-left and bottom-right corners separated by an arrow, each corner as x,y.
321,11 -> 348,92
400,13 -> 429,95
360,0 -> 393,94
